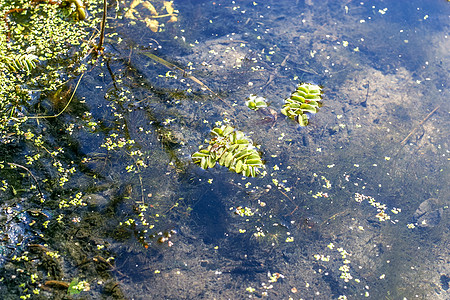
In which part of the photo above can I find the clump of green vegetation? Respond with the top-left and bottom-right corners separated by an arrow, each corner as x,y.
2,53 -> 39,73
281,83 -> 323,126
192,125 -> 265,177
0,0 -> 102,117
68,278 -> 90,295
245,94 -> 268,111
0,0 -> 103,185
0,1 -> 106,297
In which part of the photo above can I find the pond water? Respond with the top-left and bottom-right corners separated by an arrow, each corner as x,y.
0,0 -> 449,299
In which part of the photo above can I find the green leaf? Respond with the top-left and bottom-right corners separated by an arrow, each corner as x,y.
308,87 -> 322,94
235,160 -> 244,174
235,150 -> 252,161
249,166 -> 256,177
224,152 -> 234,168
68,279 -> 81,295
211,127 -> 223,136
192,152 -> 209,158
297,86 -> 309,94
307,100 -> 320,107
207,156 -> 216,168
290,95 -> 305,102
222,125 -> 234,136
235,139 -> 249,145
255,100 -> 268,107
300,104 -> 317,113
214,147 -> 225,158
200,157 -> 208,169
245,159 -> 262,166
246,101 -> 256,109
234,131 -> 245,141
234,144 -> 248,153
247,153 -> 261,160
297,114 -> 309,126
219,151 -> 227,165
288,102 -> 301,109
305,94 -> 321,100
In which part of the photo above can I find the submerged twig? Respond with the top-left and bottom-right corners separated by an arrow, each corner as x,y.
44,280 -> 69,289
320,209 -> 350,226
106,58 -> 119,90
297,67 -> 319,76
277,189 -> 298,216
7,162 -> 44,200
25,73 -> 84,119
400,105 -> 440,145
97,0 -> 107,52
138,173 -> 145,204
261,54 -> 289,91
140,52 -> 232,108
362,81 -> 369,107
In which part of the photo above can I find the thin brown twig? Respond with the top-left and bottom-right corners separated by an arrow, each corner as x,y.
261,55 -> 289,91
138,173 -> 145,204
97,0 -> 107,52
24,73 -> 84,120
7,162 -> 44,200
400,105 -> 440,145
2,8 -> 25,41
141,52 -> 233,109
106,58 -> 118,90
320,209 -> 350,226
363,81 -> 369,106
277,189 -> 299,216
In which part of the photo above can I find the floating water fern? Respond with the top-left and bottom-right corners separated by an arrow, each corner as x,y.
281,83 -> 323,126
245,94 -> 268,111
192,125 -> 264,177
2,53 -> 39,74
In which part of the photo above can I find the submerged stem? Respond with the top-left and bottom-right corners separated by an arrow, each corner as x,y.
97,0 -> 107,51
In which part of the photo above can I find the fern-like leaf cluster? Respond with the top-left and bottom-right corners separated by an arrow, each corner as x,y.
2,53 -> 39,74
281,83 -> 323,126
192,125 -> 264,177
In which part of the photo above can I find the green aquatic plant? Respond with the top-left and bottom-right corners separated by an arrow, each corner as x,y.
2,53 -> 39,73
281,83 -> 323,126
68,278 -> 90,295
192,125 -> 264,177
245,94 -> 268,111
67,0 -> 87,20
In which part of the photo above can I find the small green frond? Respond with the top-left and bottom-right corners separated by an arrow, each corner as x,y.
191,125 -> 265,176
245,94 -> 268,111
282,82 -> 323,126
3,53 -> 39,74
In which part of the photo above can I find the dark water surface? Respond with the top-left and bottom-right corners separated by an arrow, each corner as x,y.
1,0 -> 449,299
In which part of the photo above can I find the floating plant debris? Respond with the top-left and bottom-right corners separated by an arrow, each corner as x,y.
245,94 -> 268,111
125,0 -> 178,32
281,83 -> 323,126
192,125 -> 264,177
